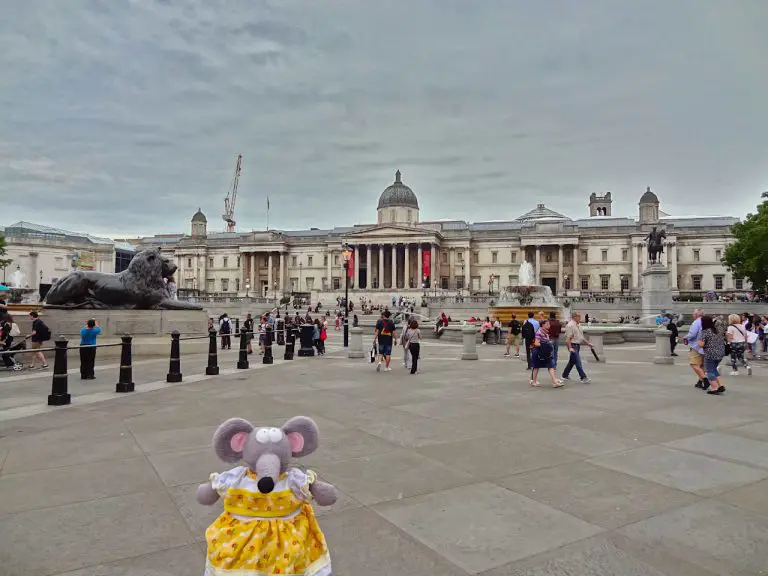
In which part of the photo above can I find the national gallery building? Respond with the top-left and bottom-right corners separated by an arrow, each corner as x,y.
122,171 -> 744,299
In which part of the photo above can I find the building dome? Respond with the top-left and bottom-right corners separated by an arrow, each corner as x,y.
639,187 -> 659,204
191,208 -> 207,223
377,170 -> 419,210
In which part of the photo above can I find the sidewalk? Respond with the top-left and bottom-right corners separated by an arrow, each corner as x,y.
0,333 -> 767,575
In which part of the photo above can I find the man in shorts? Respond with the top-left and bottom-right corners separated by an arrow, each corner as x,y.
504,314 -> 522,358
374,310 -> 397,372
683,308 -> 708,389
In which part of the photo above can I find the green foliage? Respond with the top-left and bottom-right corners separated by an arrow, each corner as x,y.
0,233 -> 12,273
279,295 -> 291,305
723,192 -> 768,293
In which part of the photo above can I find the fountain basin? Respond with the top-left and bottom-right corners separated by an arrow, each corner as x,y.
488,285 -> 562,323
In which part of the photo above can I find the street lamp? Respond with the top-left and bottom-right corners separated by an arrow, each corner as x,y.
488,273 -> 495,295
433,280 -> 437,297
273,281 -> 278,308
342,243 -> 352,347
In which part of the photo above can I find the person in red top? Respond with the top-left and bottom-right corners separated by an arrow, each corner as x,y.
548,312 -> 563,370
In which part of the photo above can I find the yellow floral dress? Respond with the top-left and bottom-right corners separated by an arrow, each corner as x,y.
204,466 -> 332,576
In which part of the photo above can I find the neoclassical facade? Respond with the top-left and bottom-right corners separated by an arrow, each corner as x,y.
122,171 -> 745,299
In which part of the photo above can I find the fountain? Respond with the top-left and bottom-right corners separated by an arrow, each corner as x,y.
488,260 -> 562,323
10,268 -> 25,289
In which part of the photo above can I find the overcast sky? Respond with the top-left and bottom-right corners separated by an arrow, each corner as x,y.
1,0 -> 766,238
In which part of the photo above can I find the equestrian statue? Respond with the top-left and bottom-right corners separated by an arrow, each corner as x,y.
645,226 -> 667,265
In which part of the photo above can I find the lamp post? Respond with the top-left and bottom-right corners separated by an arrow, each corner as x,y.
299,262 -> 303,292
342,243 -> 352,347
273,281 -> 278,308
433,280 -> 437,297
489,273 -> 495,295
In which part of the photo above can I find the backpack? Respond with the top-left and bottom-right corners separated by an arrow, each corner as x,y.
510,319 -> 521,335
320,327 -> 327,341
221,318 -> 231,333
36,320 -> 51,342
521,320 -> 535,341
537,339 -> 553,361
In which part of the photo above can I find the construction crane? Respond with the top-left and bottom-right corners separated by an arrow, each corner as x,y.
222,154 -> 242,232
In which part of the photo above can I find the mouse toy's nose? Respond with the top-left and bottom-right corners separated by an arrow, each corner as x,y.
257,477 -> 275,493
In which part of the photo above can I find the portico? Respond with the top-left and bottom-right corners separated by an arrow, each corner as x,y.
343,235 -> 440,291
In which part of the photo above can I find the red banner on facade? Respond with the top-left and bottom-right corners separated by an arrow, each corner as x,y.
347,251 -> 355,278
422,251 -> 431,282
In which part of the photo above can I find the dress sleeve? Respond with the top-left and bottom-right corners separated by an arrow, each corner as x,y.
209,466 -> 246,496
285,468 -> 315,501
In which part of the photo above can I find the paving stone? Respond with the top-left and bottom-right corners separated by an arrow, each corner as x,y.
642,405 -> 765,429
0,490 -> 193,576
53,544 -> 206,576
618,500 -> 768,575
589,445 -> 768,496
724,419 -> 768,442
504,403 -> 608,423
718,478 -> 768,517
318,448 -> 476,505
321,507 -> 470,576
147,446 -> 228,487
665,431 -> 768,470
0,456 -> 162,516
528,424 -> 641,457
301,426 -> 401,466
374,482 -> 603,574
131,424 -> 218,455
498,461 -> 700,529
575,414 -> 706,444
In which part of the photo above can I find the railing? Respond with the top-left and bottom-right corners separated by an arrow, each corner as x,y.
560,294 -> 641,304
0,322 -> 318,407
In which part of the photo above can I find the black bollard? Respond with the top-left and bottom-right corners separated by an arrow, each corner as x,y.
237,329 -> 249,369
276,319 -> 285,346
263,324 -> 274,364
115,335 -> 135,393
284,325 -> 295,360
298,324 -> 315,357
166,330 -> 182,383
206,328 -> 220,375
48,337 -> 71,406
235,317 -> 240,335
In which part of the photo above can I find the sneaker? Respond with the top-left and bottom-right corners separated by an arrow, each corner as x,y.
730,370 -> 739,376
580,377 -> 591,384
695,380 -> 704,389
514,353 -> 520,358
747,365 -> 752,376
385,366 -> 392,372
561,375 -> 571,381
12,364 -> 22,371
503,352 -> 510,357
376,361 -> 381,372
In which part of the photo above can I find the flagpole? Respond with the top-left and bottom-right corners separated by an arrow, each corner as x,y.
266,197 -> 270,230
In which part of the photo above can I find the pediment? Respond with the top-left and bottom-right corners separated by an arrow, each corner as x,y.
345,224 -> 437,238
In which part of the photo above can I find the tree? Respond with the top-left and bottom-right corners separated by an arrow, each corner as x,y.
0,233 -> 12,282
723,192 -> 768,293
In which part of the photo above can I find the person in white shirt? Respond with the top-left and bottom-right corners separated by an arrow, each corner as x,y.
728,314 -> 752,376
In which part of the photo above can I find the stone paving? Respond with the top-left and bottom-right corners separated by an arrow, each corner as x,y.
0,332 -> 767,575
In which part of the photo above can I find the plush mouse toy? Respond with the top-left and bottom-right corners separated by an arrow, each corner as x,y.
197,416 -> 337,576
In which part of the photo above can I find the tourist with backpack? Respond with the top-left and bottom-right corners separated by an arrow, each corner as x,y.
504,314 -> 522,358
521,312 -> 539,369
26,311 -> 50,370
219,314 -> 232,350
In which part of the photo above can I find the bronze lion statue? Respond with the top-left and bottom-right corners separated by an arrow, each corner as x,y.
43,248 -> 202,310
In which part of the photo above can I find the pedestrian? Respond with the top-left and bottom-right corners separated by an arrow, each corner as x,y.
26,311 -> 50,370
667,317 -> 679,356
504,313 -> 522,358
374,309 -> 396,372
319,321 -> 327,355
726,313 -> 752,376
493,317 -> 501,344
219,314 -> 232,350
697,315 -> 726,395
243,313 -> 254,355
548,312 -> 562,369
79,318 -> 101,379
682,309 -> 708,390
1,313 -> 22,371
521,312 -> 539,369
406,319 -> 422,374
401,320 -> 411,370
530,319 -> 563,388
561,312 -> 592,383
313,319 -> 322,355
480,317 -> 491,344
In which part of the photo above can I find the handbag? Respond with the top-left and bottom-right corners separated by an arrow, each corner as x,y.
9,323 -> 20,337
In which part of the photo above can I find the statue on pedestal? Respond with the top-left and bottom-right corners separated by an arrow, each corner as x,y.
645,226 -> 667,265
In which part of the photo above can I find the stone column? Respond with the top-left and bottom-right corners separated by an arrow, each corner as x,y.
366,245 -> 372,290
535,245 -> 541,285
631,242 -> 639,289
431,244 -> 437,288
461,324 -> 478,360
379,245 -> 384,289
251,253 -> 258,289
326,249 -> 332,290
404,243 -> 410,289
348,326 -> 365,359
449,248 -> 455,288
279,252 -> 285,293
354,245 -> 360,289
417,244 -> 423,289
572,247 -> 579,291
243,252 -> 249,289
267,253 -> 273,294
670,242 -> 678,289
465,246 -> 472,291
391,244 -> 397,289
557,245 -> 564,294
653,328 -> 673,364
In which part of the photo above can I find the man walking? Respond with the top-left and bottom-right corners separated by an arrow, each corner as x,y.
504,313 -> 522,358
521,312 -> 540,369
561,312 -> 592,383
682,308 -> 708,389
374,310 -> 397,372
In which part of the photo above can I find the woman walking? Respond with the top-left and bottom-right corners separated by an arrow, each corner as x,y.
406,319 -> 422,374
79,318 -> 101,379
530,319 -> 564,388
401,320 -> 411,370
698,315 -> 726,395
480,317 -> 491,345
726,313 -> 751,376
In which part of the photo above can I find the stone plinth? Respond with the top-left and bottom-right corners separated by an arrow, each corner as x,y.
348,327 -> 365,359
653,328 -> 674,364
42,308 -> 209,339
641,264 -> 674,325
461,324 -> 478,360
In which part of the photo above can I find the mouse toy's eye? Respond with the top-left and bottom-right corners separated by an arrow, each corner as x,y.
268,428 -> 283,442
255,429 -> 271,444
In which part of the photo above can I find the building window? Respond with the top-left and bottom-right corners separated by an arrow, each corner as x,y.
509,275 -> 518,286
580,249 -> 588,262
472,252 -> 479,264
308,256 -> 313,267
206,279 -> 215,292
209,257 -> 214,268
187,258 -> 192,268
581,276 -> 589,290
441,276 -> 449,289
223,257 -> 228,268
441,252 -> 448,264
457,252 -> 464,263
564,276 -> 572,290
334,254 -> 339,265
600,274 -> 610,291
714,275 -> 724,290
306,277 -> 314,290
290,278 -> 298,291
221,279 -> 229,292
692,275 -> 702,290
235,278 -> 240,291
456,276 -> 465,290
291,256 -> 297,266
491,251 -> 498,264
546,252 -> 552,263
564,251 -> 571,263
601,250 -> 608,263
735,278 -> 744,290
715,249 -> 722,261
332,277 -> 341,290
510,251 -> 517,263
621,275 -> 629,291
622,249 -> 628,261
323,255 -> 328,266
693,249 -> 700,262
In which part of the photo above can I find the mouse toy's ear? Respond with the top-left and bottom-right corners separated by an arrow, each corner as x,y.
282,416 -> 319,457
213,418 -> 254,462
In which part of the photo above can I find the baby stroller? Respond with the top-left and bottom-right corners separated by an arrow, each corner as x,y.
2,339 -> 26,371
